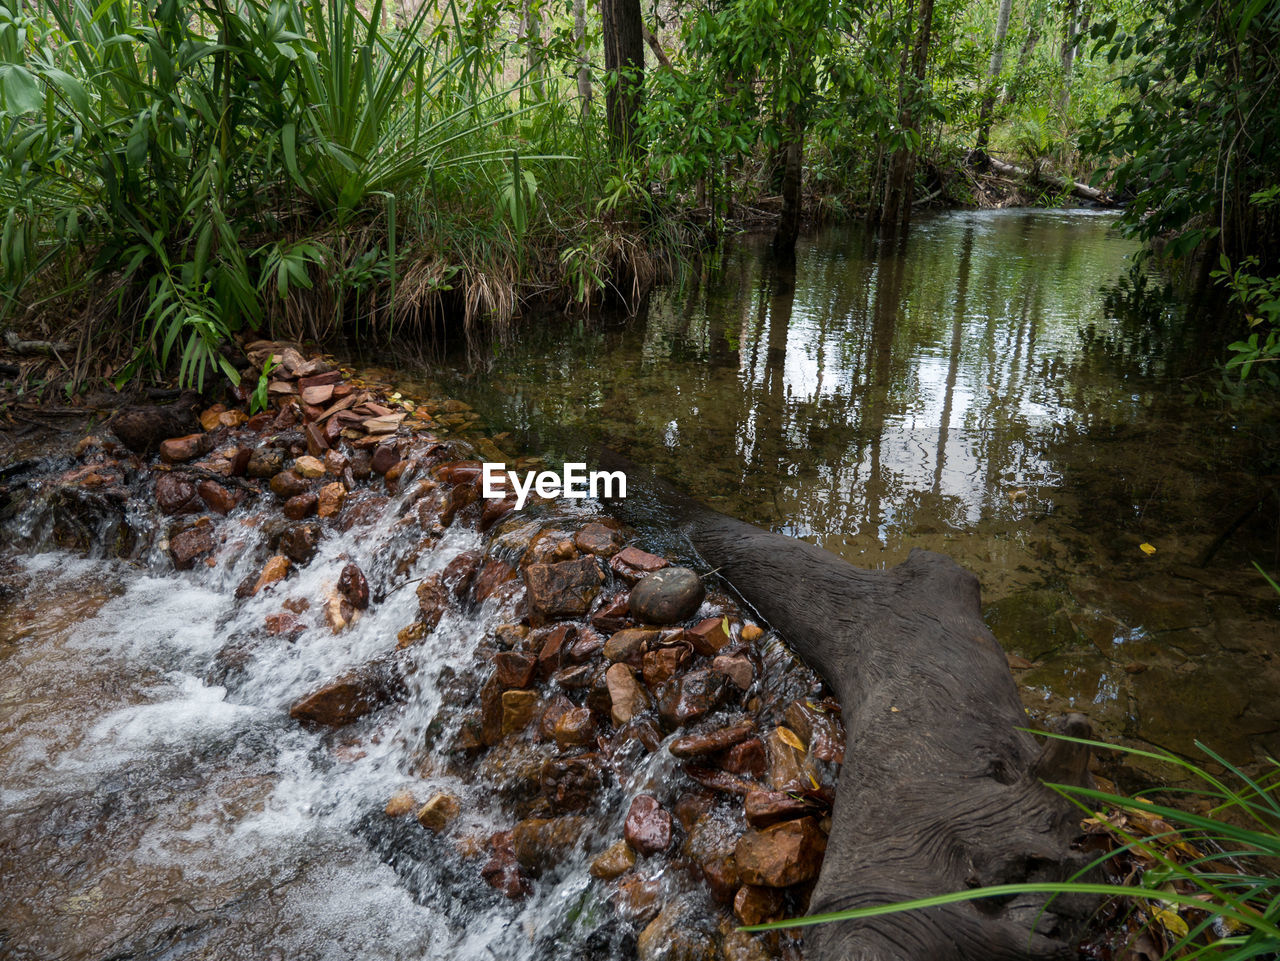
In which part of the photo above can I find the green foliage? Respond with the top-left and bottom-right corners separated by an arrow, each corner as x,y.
746,737 -> 1280,960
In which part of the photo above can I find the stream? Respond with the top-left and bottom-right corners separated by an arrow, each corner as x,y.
2,208 -> 1278,961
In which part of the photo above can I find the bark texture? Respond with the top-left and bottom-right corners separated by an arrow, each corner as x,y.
601,0 -> 645,154
603,455 -> 1097,961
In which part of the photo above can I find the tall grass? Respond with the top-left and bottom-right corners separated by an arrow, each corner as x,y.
0,0 -> 687,389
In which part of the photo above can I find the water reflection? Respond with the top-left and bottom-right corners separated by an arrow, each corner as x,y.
438,209 -> 1280,773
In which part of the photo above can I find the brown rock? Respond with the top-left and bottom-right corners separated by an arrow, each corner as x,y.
316,481 -> 347,518
624,795 -> 671,856
324,592 -> 356,633
589,840 -> 636,880
688,616 -> 731,655
511,815 -> 589,873
300,384 -> 334,406
169,521 -> 215,569
574,522 -> 623,558
270,470 -> 310,498
416,791 -> 461,833
603,628 -> 654,665
743,790 -> 822,829
734,885 -> 784,926
641,646 -> 689,689
735,817 -> 827,887
337,562 -> 370,610
384,790 -> 416,818
480,833 -> 530,899
199,404 -> 226,431
371,443 -> 399,474
721,738 -> 767,777
298,370 -> 341,390
609,546 -> 669,582
293,454 -> 326,478
472,559 -> 517,603
288,651 -> 408,726
197,479 -> 241,515
480,675 -> 504,746
441,549 -> 482,600
553,706 -> 595,747
416,573 -> 448,630
494,651 -> 537,689
278,522 -> 322,564
701,851 -> 741,904
535,623 -> 575,674
156,474 -> 200,514
283,492 -> 318,520
305,423 -> 330,457
712,653 -> 755,691
396,622 -> 427,649
538,693 -> 574,740
605,663 -> 648,726
159,433 -> 211,464
564,629 -> 605,665
230,447 -> 252,476
670,720 -> 756,759
740,623 -> 764,642
246,447 -> 284,478
524,556 -> 602,622
765,726 -> 809,790
590,594 -> 632,632
615,717 -> 663,753
616,876 -> 662,926
252,555 -> 291,595
636,904 -> 711,961
501,689 -> 539,736
657,670 -> 729,730
539,754 -> 604,812
436,459 -> 482,485
264,612 -> 300,636
783,699 -> 845,763
323,449 -> 347,473
629,567 -> 705,625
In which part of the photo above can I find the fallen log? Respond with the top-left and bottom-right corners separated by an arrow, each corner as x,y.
603,454 -> 1097,961
972,150 -> 1112,206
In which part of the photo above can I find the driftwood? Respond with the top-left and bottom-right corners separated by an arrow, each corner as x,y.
971,150 -> 1112,206
604,455 -> 1097,961
3,330 -> 72,355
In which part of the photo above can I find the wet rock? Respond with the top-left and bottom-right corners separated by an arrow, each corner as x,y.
616,876 -> 662,925
743,790 -> 822,829
316,481 -> 347,518
669,720 -> 756,759
479,494 -> 518,532
169,520 -> 215,569
481,832 -> 531,899
538,694 -> 574,740
479,675 -> 505,746
384,789 -> 416,818
511,815 -> 589,873
155,474 -> 200,514
711,653 -> 755,691
495,651 -> 537,689
734,884 -> 784,926
278,522 -> 322,564
349,449 -> 373,479
672,790 -> 716,832
575,522 -> 623,558
765,726 -> 810,790
534,623 -> 575,674
246,447 -> 284,478
159,432 -> 212,464
740,623 -> 764,643
396,622 -> 427,649
197,479 -> 241,515
110,396 -> 200,453
629,567 -> 705,625
682,764 -> 758,797
436,459 -> 482,485
783,699 -> 844,763
288,651 -> 409,726
230,447 -> 252,476
687,616 -> 731,656
264,612 -> 301,636
590,594 -> 632,632
416,573 -> 448,630
324,592 -> 356,633
734,817 -> 827,887
322,449 -> 347,473
610,546 -> 669,583
604,628 -> 655,666
294,454 -> 326,478
337,562 -> 370,610
501,689 -> 539,735
441,549 -> 482,600
283,491 -> 318,519
370,444 -> 399,475
657,670 -> 728,730
624,794 -> 672,856
605,663 -> 649,725
553,706 -> 595,748
525,556 -> 603,622
636,904 -> 714,961
416,792 -> 461,833
615,717 -> 663,754
540,753 -> 605,812
720,738 -> 767,777
472,559 -> 517,603
270,469 -> 310,498
252,555 -> 291,595
721,929 -> 772,961
589,839 -> 636,880
641,645 -> 689,689
564,629 -> 605,665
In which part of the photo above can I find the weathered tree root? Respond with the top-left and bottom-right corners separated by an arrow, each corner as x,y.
604,455 -> 1098,961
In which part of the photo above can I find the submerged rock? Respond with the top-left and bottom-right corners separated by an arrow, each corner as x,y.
624,794 -> 672,856
629,567 -> 705,625
288,651 -> 409,726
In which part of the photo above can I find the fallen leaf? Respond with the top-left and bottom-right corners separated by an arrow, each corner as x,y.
1140,542 -> 1157,555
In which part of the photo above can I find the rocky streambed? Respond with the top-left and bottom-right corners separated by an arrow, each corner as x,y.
0,342 -> 847,961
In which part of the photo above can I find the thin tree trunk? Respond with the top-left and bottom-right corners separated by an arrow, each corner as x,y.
1058,0 -> 1079,115
882,0 -> 936,231
775,106 -> 804,250
975,0 -> 1014,151
601,0 -> 645,155
522,0 -> 544,100
574,0 -> 591,114
1003,14 -> 1040,105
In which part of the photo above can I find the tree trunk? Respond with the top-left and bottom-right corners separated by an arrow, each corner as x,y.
882,0 -> 936,231
775,107 -> 804,252
574,0 -> 591,114
601,0 -> 645,155
1058,0 -> 1079,116
600,458 -> 1100,961
976,0 -> 1014,152
1003,14 -> 1041,105
522,0 -> 544,100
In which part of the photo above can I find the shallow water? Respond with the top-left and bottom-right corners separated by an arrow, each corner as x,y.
431,210 -> 1280,773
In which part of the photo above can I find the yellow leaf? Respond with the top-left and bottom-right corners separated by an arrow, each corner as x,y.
1140,542 -> 1157,555
776,726 -> 805,751
1154,908 -> 1188,939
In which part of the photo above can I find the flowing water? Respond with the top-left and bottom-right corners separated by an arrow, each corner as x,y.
2,208 -> 1277,960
